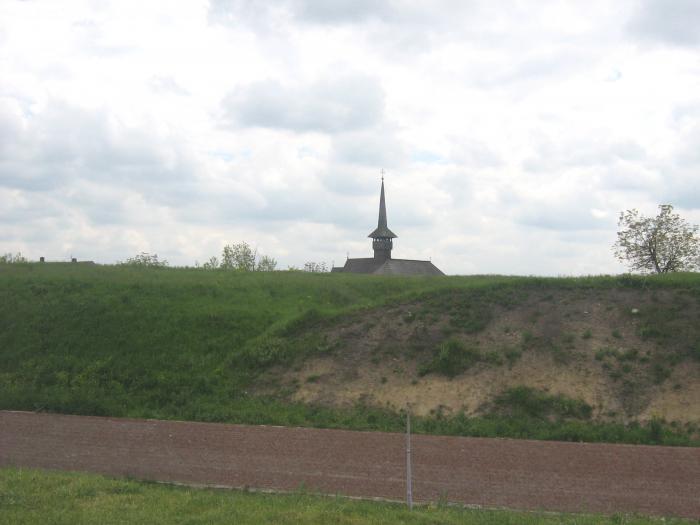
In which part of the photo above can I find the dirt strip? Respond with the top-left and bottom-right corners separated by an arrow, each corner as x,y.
1,411 -> 698,518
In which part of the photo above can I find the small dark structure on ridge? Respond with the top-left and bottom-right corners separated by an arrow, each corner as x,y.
332,179 -> 444,275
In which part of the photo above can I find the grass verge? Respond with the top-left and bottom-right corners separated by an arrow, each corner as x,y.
0,468 -> 694,525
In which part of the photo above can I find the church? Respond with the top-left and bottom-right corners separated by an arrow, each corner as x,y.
331,179 -> 444,275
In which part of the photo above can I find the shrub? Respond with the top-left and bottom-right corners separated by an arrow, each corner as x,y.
648,417 -> 664,444
504,348 -> 522,366
619,349 -> 638,361
419,340 -> 481,378
690,343 -> 700,362
651,363 -> 671,384
639,325 -> 662,340
548,344 -> 572,364
483,351 -> 504,366
494,386 -> 592,420
119,253 -> 168,267
0,252 -> 28,263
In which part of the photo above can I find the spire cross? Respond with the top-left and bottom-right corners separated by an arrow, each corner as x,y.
380,168 -> 385,181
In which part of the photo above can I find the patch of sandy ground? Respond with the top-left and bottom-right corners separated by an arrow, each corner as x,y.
270,289 -> 700,424
292,354 -> 700,422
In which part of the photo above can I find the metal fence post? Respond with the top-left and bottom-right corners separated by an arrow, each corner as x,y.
406,409 -> 413,510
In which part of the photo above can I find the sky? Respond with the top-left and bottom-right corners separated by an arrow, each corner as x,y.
1,0 -> 700,275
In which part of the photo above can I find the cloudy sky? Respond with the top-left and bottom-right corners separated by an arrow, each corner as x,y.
1,0 -> 700,274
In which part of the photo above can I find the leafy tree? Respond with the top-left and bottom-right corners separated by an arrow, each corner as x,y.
205,242 -> 276,272
120,252 -> 168,267
613,204 -> 700,274
0,252 -> 28,263
221,242 -> 257,271
303,261 -> 328,273
201,256 -> 219,270
256,255 -> 277,272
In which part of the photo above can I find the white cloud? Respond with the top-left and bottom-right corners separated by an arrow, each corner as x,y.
221,73 -> 385,133
628,0 -> 700,47
1,0 -> 699,274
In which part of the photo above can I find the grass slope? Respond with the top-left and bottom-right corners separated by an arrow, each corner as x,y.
0,468 -> 694,525
1,263 -> 699,445
0,264 -> 469,418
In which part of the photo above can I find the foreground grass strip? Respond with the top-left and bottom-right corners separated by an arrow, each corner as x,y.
0,468 -> 694,525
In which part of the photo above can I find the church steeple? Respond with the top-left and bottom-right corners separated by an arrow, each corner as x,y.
368,177 -> 397,261
331,173 -> 444,275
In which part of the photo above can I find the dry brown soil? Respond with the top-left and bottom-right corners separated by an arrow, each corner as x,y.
2,411 -> 699,518
263,289 -> 700,423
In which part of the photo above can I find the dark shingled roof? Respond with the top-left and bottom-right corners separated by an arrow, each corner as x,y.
333,257 -> 444,276
373,258 -> 444,276
368,180 -> 397,239
334,258 -> 383,274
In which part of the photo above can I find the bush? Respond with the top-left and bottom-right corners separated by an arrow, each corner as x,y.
493,386 -> 592,420
419,339 -> 481,378
648,417 -> 664,444
639,325 -> 663,340
690,344 -> 700,362
119,253 -> 168,267
651,363 -> 671,384
0,252 -> 28,263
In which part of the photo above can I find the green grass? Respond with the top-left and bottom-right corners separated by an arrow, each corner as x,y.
493,386 -> 593,420
1,264 -> 700,445
0,468 -> 693,525
418,339 -> 483,377
0,264 -> 463,419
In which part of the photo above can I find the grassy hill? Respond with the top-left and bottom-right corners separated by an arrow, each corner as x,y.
1,263 -> 699,445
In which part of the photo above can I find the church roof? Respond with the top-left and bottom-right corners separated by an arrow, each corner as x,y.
368,179 -> 397,239
333,257 -> 444,276
373,258 -> 444,276
333,258 -> 383,274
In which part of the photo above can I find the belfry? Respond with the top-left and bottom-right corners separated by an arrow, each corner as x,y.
332,178 -> 444,276
368,178 -> 397,262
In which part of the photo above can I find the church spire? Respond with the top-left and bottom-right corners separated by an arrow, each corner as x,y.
377,178 -> 389,231
368,175 -> 397,261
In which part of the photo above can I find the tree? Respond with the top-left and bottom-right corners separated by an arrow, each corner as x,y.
0,252 -> 28,264
256,255 -> 277,272
221,242 -> 257,271
201,256 -> 219,270
119,252 -> 168,267
206,242 -> 277,272
613,204 -> 700,274
303,261 -> 328,273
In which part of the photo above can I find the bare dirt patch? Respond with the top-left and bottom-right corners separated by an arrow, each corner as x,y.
2,411 -> 699,518
267,288 -> 700,424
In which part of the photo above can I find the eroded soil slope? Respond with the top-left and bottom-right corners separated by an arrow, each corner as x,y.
261,287 -> 700,423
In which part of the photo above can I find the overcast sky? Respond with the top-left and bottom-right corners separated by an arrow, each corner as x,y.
2,0 -> 700,274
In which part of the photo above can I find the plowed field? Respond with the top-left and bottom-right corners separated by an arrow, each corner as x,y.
1,411 -> 698,518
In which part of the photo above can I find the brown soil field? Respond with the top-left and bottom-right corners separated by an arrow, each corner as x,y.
1,410 -> 699,518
